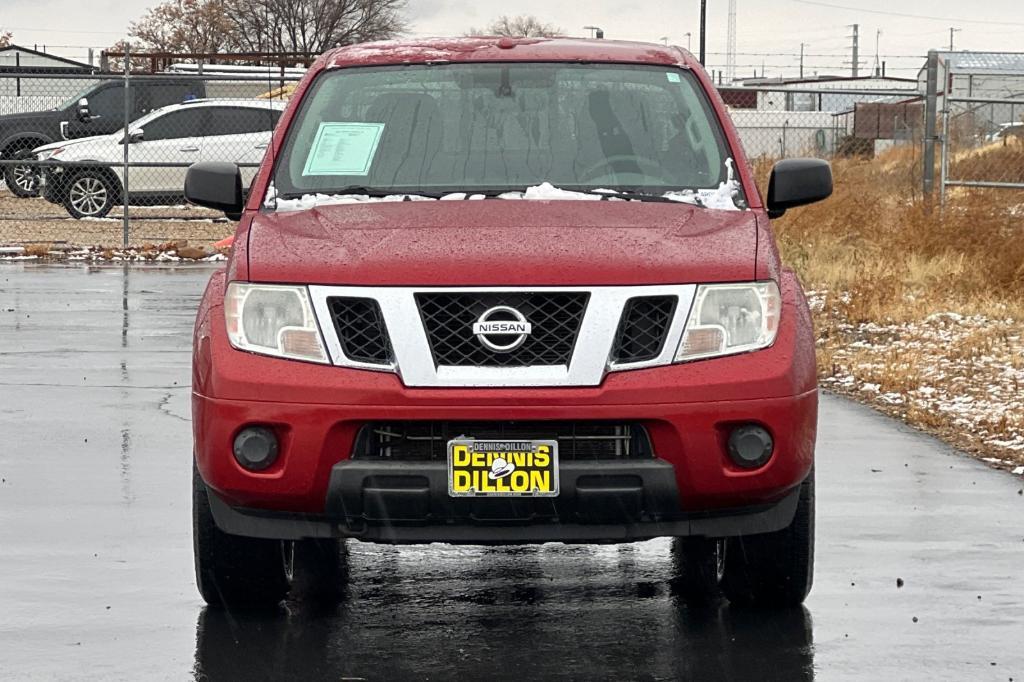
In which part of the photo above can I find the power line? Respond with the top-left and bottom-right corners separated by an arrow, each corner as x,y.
706,63 -> 920,69
792,0 -> 1024,26
703,51 -> 927,58
2,25 -> 127,35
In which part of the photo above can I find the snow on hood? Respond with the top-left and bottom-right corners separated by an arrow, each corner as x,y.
265,159 -> 745,213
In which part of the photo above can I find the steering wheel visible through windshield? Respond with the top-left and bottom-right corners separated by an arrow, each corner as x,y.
271,62 -> 736,201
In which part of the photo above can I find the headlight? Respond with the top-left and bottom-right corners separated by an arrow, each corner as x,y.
36,147 -> 64,161
225,282 -> 329,363
676,281 -> 781,362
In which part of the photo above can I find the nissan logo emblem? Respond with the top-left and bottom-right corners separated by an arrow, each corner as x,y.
472,306 -> 533,353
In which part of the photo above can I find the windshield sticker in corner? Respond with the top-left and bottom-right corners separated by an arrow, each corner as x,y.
301,122 -> 385,176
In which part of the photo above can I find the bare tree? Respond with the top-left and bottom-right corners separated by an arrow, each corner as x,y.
468,15 -> 563,38
0,30 -> 13,48
128,0 -> 238,54
119,0 -> 405,61
225,0 -> 407,54
103,39 -> 159,71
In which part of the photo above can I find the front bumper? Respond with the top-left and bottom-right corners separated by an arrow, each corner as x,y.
193,269 -> 818,540
39,167 -> 67,203
202,462 -> 804,544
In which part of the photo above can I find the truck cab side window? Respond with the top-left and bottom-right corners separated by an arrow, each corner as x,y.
86,85 -> 124,121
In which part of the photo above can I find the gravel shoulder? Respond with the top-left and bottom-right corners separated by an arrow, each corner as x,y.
0,190 -> 233,249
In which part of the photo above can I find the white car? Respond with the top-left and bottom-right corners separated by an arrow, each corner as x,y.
34,99 -> 286,219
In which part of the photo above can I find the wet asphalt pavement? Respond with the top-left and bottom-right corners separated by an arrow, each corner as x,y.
1,264 -> 1022,681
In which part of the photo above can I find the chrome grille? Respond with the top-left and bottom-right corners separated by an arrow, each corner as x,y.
416,292 -> 588,367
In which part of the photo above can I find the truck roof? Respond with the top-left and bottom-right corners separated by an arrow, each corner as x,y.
323,37 -> 695,70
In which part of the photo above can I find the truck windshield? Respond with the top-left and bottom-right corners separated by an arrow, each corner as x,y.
59,83 -> 102,110
272,62 -> 735,200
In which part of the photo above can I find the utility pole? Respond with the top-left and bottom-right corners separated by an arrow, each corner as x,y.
725,0 -> 737,83
848,24 -> 859,77
699,0 -> 707,65
685,32 -> 692,52
948,27 -> 961,51
800,42 -> 806,79
874,29 -> 882,76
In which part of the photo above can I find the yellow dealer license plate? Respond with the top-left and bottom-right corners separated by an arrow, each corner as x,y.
447,439 -> 559,497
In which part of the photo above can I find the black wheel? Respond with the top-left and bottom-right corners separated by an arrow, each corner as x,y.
672,536 -> 726,602
721,471 -> 815,607
291,537 -> 348,604
3,148 -> 41,198
63,170 -> 117,219
193,464 -> 292,610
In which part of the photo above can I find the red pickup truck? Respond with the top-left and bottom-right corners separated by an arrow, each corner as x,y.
186,37 -> 831,609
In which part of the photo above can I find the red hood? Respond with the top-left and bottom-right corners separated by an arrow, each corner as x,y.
245,201 -> 757,286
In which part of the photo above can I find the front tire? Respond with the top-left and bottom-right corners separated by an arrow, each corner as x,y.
4,148 -> 41,198
721,471 -> 815,607
63,170 -> 117,219
193,464 -> 292,609
292,537 -> 348,604
672,537 -> 725,602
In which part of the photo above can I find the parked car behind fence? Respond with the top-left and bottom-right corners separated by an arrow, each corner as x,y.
0,77 -> 206,197
34,98 -> 285,218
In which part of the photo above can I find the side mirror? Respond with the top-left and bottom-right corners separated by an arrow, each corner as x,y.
77,98 -> 91,122
766,158 -> 833,219
185,162 -> 244,216
127,129 -> 144,144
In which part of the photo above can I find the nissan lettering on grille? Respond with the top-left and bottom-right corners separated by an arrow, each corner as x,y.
472,306 -> 533,353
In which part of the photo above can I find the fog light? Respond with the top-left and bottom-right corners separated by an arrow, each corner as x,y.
727,425 -> 773,468
233,426 -> 279,471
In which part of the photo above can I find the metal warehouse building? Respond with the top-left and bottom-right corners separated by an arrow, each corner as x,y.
918,51 -> 1024,131
0,45 -> 97,114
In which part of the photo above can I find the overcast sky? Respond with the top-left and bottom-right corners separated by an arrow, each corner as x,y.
3,0 -> 1024,78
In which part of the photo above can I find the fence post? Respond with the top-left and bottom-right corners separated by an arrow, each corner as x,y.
939,79 -> 950,210
122,45 -> 131,249
922,50 -> 938,205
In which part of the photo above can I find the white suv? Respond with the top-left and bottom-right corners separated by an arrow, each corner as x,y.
35,99 -> 286,219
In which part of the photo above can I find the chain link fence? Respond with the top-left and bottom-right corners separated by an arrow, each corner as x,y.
931,52 -> 1024,204
723,86 -> 925,165
0,67 -> 299,248
1,61 -> 949,248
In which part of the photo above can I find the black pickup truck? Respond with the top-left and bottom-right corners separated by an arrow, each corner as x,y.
0,78 -> 205,196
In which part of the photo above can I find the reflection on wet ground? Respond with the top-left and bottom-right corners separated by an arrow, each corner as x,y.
194,552 -> 814,681
1,265 -> 1022,680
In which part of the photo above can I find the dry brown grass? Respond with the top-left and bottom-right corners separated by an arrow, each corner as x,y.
767,147 -> 1024,469
772,147 -> 1024,323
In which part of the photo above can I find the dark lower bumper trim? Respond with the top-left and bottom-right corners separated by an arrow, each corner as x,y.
204,476 -> 801,544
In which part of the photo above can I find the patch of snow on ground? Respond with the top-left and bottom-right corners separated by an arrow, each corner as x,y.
817,289 -> 1024,468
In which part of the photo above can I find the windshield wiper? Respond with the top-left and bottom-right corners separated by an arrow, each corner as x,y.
462,187 -> 683,203
278,187 -> 447,200
554,187 -> 691,204
597,189 -> 686,204
276,186 -> 701,204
